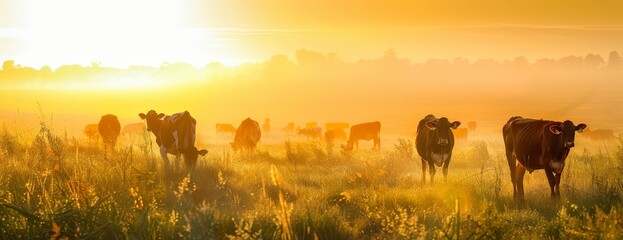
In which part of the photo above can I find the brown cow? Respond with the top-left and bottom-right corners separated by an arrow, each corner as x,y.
83,124 -> 100,141
121,122 -> 146,136
282,122 -> 295,135
325,128 -> 347,145
325,122 -> 349,131
232,118 -> 261,151
453,128 -> 468,141
139,110 -> 207,172
584,128 -> 615,141
503,116 -> 586,201
341,121 -> 381,151
467,121 -> 477,131
98,114 -> 121,149
416,115 -> 461,183
298,127 -> 322,140
216,123 -> 237,136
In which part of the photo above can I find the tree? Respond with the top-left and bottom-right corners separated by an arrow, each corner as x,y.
584,53 -> 604,68
2,60 -> 15,71
607,51 -> 622,69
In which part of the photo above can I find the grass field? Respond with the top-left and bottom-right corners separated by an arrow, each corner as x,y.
0,119 -> 622,239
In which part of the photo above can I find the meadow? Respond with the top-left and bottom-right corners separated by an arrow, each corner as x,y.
0,117 -> 622,240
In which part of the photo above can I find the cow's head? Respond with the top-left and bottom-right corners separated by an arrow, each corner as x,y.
425,117 -> 460,146
548,120 -> 587,149
138,110 -> 165,132
182,146 -> 208,169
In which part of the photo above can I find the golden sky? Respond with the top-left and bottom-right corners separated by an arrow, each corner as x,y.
1,0 -> 623,67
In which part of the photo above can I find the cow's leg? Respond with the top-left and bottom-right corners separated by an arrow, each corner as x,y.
442,157 -> 451,182
554,173 -> 562,198
174,155 -> 181,173
506,150 -> 517,200
515,164 -> 526,202
545,170 -> 558,200
429,161 -> 436,184
159,146 -> 171,174
421,158 -> 427,183
355,140 -> 359,150
374,137 -> 381,151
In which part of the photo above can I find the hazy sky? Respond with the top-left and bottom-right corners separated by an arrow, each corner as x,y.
1,0 -> 623,67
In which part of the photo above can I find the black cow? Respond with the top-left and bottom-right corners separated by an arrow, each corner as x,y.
503,116 -> 586,201
416,114 -> 461,183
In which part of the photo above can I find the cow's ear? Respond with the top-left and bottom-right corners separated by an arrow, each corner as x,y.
425,121 -> 437,130
549,125 -> 562,135
157,113 -> 165,119
138,113 -> 147,119
198,149 -> 208,156
451,121 -> 461,129
575,124 -> 587,133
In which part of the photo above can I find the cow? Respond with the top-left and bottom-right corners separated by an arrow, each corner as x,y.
98,114 -> 121,150
467,121 -> 477,131
83,124 -> 100,141
282,122 -> 295,135
298,127 -> 322,140
325,128 -> 348,145
341,121 -> 381,151
263,118 -> 271,136
453,128 -> 469,141
583,128 -> 615,141
231,118 -> 261,151
139,110 -> 208,172
216,123 -> 237,136
305,122 -> 318,129
121,122 -> 146,136
502,116 -> 586,201
416,114 -> 460,183
325,122 -> 349,131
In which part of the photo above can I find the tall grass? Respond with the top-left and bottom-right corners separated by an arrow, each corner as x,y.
0,123 -> 622,238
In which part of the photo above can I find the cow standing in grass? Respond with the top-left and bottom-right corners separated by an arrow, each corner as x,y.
98,114 -> 121,153
139,110 -> 208,173
341,121 -> 381,152
416,114 -> 461,183
231,118 -> 261,151
503,116 -> 586,201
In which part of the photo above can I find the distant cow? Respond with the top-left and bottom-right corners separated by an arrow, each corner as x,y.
282,122 -> 295,135
467,121 -> 477,131
325,122 -> 349,131
325,128 -> 348,145
305,122 -> 318,129
416,114 -> 461,183
121,122 -> 146,136
453,128 -> 469,141
263,118 -> 271,136
341,121 -> 381,151
232,118 -> 261,151
139,110 -> 208,172
83,124 -> 100,141
584,128 -> 615,141
216,123 -> 237,136
298,127 -> 322,140
503,116 -> 586,201
98,114 -> 121,149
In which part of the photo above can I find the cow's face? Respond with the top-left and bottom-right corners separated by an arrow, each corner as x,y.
183,146 -> 208,169
138,110 -> 165,132
548,120 -> 587,148
425,118 -> 460,146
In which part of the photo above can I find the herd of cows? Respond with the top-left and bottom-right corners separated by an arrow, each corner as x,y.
83,109 -> 618,202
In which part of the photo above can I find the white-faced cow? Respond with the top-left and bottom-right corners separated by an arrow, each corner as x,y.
503,116 -> 586,201
231,118 -> 261,151
98,114 -> 121,151
139,110 -> 207,172
416,114 -> 461,183
341,121 -> 381,151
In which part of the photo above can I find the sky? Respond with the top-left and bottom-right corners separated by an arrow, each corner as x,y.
1,0 -> 623,68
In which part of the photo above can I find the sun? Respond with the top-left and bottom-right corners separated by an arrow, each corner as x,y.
11,0 -> 238,69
